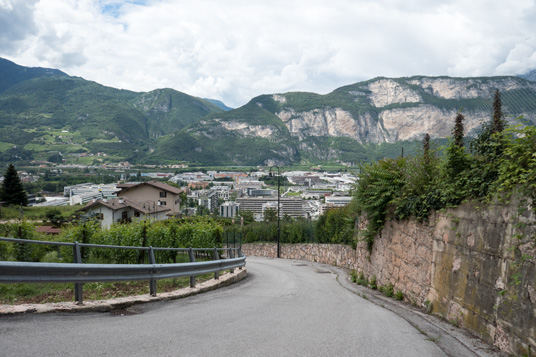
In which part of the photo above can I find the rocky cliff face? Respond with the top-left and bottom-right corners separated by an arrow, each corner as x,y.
277,107 -> 391,143
215,119 -> 276,138
368,79 -> 422,107
168,75 -> 536,165
379,105 -> 488,141
268,76 -> 536,144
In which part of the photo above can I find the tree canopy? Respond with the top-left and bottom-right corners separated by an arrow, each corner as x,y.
1,164 -> 28,206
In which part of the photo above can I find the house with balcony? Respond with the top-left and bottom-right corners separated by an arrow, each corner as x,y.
116,180 -> 183,217
78,181 -> 184,227
78,196 -> 170,228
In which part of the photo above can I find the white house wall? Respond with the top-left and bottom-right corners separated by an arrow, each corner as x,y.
118,185 -> 180,215
86,206 -> 169,228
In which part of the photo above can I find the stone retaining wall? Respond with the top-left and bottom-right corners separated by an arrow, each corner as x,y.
241,200 -> 535,355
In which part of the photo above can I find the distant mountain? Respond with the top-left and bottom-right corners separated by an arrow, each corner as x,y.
0,58 -> 67,93
151,76 -> 536,166
0,57 -> 224,164
203,98 -> 233,111
1,57 -> 535,167
519,69 -> 536,82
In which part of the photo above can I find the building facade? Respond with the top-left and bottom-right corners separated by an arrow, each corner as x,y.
220,201 -> 240,218
236,197 -> 304,219
79,197 -> 170,228
117,180 -> 183,216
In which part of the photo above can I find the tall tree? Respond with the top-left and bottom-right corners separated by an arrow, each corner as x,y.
445,112 -> 469,180
423,133 -> 431,166
492,89 -> 504,134
453,112 -> 465,147
0,164 -> 29,206
467,90 -> 507,198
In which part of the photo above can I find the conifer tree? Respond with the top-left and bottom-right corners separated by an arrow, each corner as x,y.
445,112 -> 468,180
467,89 -> 507,198
0,164 -> 29,206
492,89 -> 504,134
422,133 -> 431,170
453,112 -> 465,147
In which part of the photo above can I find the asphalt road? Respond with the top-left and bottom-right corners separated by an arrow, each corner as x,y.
1,257 -> 481,356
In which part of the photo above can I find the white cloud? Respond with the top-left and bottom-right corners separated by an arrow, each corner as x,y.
1,0 -> 535,107
0,0 -> 38,54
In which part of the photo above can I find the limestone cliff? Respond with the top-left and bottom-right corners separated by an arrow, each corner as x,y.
167,75 -> 536,165
277,107 -> 392,143
270,76 -> 536,144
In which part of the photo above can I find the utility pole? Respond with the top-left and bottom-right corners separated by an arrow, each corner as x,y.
269,166 -> 280,258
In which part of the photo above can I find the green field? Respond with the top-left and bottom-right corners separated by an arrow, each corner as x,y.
0,141 -> 13,150
0,204 -> 83,221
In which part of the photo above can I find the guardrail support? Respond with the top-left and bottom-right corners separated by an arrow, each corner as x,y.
73,242 -> 83,304
229,248 -> 235,274
238,248 -> 243,270
188,248 -> 196,288
213,248 -> 220,280
148,246 -> 157,296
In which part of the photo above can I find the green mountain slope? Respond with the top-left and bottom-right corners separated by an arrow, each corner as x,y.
0,58 -> 224,164
148,98 -> 298,165
1,57 -> 535,167
132,88 -> 224,138
0,58 -> 67,94
152,76 -> 536,166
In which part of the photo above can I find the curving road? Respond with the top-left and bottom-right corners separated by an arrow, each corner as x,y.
1,257 -> 482,356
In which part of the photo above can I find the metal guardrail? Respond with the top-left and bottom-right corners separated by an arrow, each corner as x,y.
0,237 -> 246,304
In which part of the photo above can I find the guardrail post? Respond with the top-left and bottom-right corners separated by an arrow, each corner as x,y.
73,242 -> 83,304
238,248 -> 243,270
148,247 -> 157,296
229,248 -> 235,274
213,248 -> 220,280
188,248 -> 196,288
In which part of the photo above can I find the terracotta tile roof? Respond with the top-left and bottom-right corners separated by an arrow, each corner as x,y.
144,180 -> 183,194
117,180 -> 183,195
79,197 -> 170,214
116,183 -> 137,188
36,226 -> 62,234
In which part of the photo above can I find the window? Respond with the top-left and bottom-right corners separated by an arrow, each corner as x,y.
122,211 -> 128,220
100,213 -> 104,220
134,211 -> 140,217
160,201 -> 167,206
160,191 -> 167,198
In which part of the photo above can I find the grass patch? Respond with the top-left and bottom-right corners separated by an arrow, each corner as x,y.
23,205 -> 82,220
355,272 -> 369,286
0,205 -> 83,221
379,283 -> 394,298
368,275 -> 377,290
0,141 -> 13,150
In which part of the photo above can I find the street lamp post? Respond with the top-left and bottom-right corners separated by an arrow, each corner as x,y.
269,166 -> 281,258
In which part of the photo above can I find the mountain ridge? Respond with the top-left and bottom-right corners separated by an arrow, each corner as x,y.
519,69 -> 536,82
1,57 -> 535,166
0,58 -> 68,94
0,58 -> 226,163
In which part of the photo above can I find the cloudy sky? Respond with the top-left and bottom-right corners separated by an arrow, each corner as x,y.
1,0 -> 536,107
